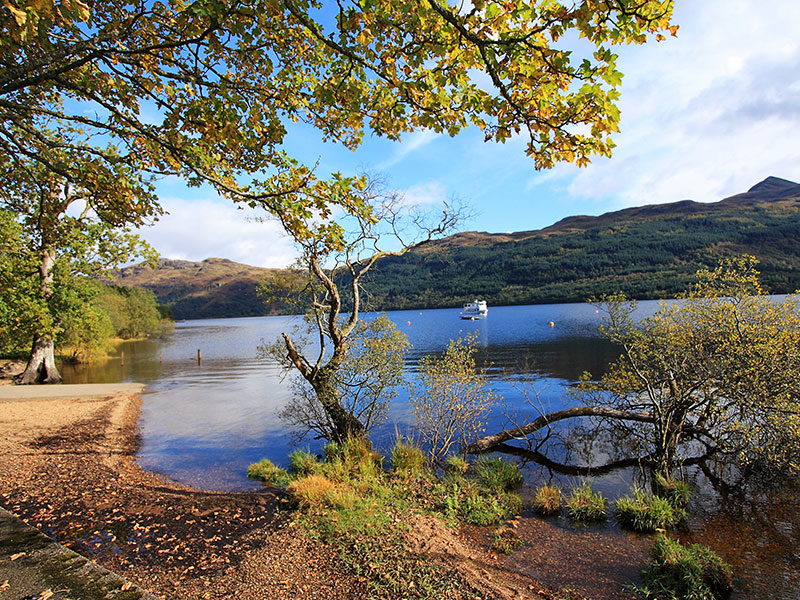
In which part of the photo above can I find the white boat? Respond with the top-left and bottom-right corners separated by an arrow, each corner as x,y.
460,299 -> 488,320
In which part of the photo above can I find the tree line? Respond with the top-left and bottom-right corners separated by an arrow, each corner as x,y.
0,217 -> 169,367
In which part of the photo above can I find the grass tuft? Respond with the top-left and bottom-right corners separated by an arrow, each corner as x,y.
615,488 -> 684,532
566,481 -> 607,523
288,448 -> 320,477
654,473 -> 691,510
390,440 -> 428,479
473,456 -> 523,492
640,534 -> 733,600
287,473 -> 338,507
444,455 -> 470,476
246,458 -> 290,485
532,484 -> 562,516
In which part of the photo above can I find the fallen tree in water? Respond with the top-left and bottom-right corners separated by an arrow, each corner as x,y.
466,406 -> 655,454
467,258 -> 800,479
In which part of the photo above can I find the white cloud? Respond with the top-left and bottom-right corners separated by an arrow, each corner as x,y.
136,196 -> 298,268
543,0 -> 800,210
377,130 -> 440,170
401,180 -> 448,207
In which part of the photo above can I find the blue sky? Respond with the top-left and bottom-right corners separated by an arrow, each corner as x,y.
139,0 -> 800,268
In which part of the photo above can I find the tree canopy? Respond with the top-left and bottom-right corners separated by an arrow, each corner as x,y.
2,0 -> 676,240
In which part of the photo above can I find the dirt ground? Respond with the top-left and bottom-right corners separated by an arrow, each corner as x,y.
0,362 -> 565,600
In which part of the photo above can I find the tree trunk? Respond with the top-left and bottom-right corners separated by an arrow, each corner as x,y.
17,334 -> 62,384
466,406 -> 656,453
313,369 -> 364,442
18,245 -> 62,384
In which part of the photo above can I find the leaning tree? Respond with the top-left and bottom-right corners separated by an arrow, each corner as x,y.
264,177 -> 462,442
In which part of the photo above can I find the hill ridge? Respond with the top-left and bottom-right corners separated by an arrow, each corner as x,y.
117,176 -> 800,318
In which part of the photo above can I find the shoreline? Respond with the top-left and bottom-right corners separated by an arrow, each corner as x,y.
0,385 -> 365,599
0,381 -> 651,600
0,385 -> 564,600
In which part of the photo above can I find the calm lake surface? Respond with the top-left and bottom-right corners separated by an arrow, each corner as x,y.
62,301 -> 799,599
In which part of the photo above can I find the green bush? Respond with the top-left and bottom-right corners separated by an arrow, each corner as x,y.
566,482 -> 607,523
641,535 -> 733,600
474,456 -> 523,493
289,449 -> 320,477
615,488 -> 683,532
247,459 -> 290,486
532,484 -> 562,516
390,440 -> 428,478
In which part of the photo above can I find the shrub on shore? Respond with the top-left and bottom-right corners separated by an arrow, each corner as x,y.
640,535 -> 733,600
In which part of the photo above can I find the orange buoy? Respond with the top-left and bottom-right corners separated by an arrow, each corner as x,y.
407,321 -> 411,325
548,321 -> 554,327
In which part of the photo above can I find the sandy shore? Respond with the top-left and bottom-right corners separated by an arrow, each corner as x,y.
0,385 -> 363,600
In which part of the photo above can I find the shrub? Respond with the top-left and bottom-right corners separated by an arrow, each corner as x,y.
615,488 -> 683,532
444,455 -> 469,476
491,526 -> 523,554
641,535 -> 733,600
566,482 -> 607,522
390,440 -> 428,478
246,459 -> 290,486
409,335 -> 497,463
474,456 -> 523,493
532,484 -> 562,516
289,448 -> 320,476
654,473 -> 691,510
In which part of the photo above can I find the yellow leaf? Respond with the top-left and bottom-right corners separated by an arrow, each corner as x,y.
5,2 -> 27,26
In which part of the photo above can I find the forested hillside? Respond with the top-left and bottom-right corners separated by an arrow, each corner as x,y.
118,177 -> 800,318
112,258 -> 295,320
359,177 -> 800,310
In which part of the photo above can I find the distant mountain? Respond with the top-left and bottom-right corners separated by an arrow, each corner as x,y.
362,176 -> 800,310
116,177 -> 800,319
112,258 -> 293,320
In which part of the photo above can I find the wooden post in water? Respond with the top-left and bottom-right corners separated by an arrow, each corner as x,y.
120,350 -> 124,367
197,349 -> 202,364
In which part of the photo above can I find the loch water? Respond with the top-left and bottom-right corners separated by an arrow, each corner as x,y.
61,301 -> 800,599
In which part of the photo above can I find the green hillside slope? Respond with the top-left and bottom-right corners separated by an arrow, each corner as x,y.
117,177 -> 800,319
360,176 -> 800,310
112,258 -> 294,320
